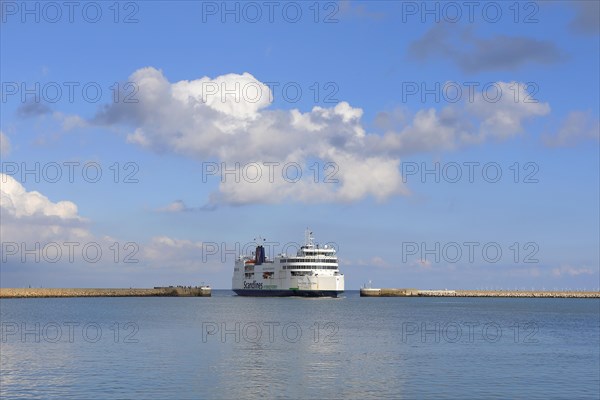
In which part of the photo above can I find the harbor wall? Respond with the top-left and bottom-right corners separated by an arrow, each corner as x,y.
0,287 -> 211,298
360,288 -> 600,298
360,288 -> 419,296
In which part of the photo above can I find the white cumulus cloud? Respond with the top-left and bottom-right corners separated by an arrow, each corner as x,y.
543,111 -> 600,147
551,265 -> 595,277
137,236 -> 222,274
467,82 -> 551,139
365,82 -> 550,155
0,173 -> 89,243
89,68 -> 551,207
0,131 -> 10,157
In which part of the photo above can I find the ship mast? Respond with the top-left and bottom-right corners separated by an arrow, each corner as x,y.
305,228 -> 314,247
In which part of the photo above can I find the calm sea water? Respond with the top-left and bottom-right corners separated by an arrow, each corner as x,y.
1,291 -> 599,399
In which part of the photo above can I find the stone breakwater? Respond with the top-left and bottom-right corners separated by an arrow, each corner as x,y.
0,287 -> 211,298
360,288 -> 600,298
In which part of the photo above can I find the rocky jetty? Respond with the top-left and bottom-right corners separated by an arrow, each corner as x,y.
437,290 -> 600,298
0,287 -> 211,298
360,288 -> 600,298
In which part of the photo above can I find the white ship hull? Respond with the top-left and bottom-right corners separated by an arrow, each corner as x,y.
233,289 -> 342,297
232,274 -> 344,297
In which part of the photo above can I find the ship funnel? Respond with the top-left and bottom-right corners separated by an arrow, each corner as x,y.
255,245 -> 265,265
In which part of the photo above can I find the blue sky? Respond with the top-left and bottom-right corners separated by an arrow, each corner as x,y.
1,1 -> 599,290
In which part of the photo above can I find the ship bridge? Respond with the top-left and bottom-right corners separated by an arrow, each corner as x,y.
276,230 -> 339,273
298,246 -> 336,256
297,229 -> 336,257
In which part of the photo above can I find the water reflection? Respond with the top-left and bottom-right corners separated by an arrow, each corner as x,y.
1,297 -> 598,399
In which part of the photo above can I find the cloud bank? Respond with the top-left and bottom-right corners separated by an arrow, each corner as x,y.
569,1 -> 600,35
543,111 -> 600,147
90,68 -> 552,207
0,173 -> 89,243
409,24 -> 564,73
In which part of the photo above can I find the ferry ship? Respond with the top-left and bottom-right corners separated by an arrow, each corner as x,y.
232,230 -> 344,297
